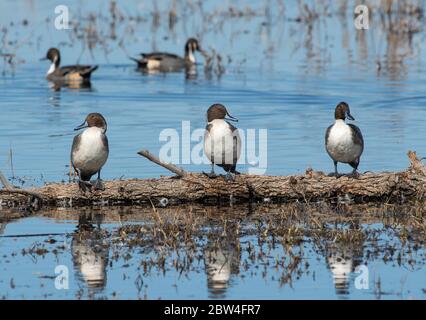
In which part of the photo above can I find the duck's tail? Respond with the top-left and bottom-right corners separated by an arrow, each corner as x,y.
130,56 -> 147,68
80,65 -> 98,78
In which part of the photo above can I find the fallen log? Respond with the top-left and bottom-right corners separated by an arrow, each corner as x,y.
0,151 -> 425,209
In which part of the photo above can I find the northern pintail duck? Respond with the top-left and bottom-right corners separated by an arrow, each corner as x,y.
71,113 -> 109,191
204,104 -> 241,180
325,102 -> 364,177
131,38 -> 205,72
42,48 -> 98,82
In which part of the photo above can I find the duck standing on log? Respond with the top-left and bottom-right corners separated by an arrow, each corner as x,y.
325,102 -> 364,177
204,104 -> 241,181
71,113 -> 109,191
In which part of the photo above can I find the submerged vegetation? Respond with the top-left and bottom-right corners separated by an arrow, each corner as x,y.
0,203 -> 425,299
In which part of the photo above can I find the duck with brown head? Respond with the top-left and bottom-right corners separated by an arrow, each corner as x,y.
71,113 -> 109,191
204,104 -> 241,181
41,47 -> 98,83
130,38 -> 206,72
325,102 -> 364,177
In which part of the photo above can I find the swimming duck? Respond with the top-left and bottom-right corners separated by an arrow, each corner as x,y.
325,102 -> 364,177
42,48 -> 98,82
131,38 -> 205,72
71,113 -> 109,191
204,104 -> 241,180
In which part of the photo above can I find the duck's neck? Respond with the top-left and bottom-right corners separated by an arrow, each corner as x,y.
47,57 -> 60,75
334,119 -> 346,125
185,48 -> 196,63
208,119 -> 226,125
47,62 -> 56,75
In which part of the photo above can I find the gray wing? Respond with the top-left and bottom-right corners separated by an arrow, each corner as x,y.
102,134 -> 109,154
205,124 -> 213,163
70,133 -> 82,169
227,122 -> 240,167
59,65 -> 98,76
325,124 -> 333,146
141,52 -> 181,60
348,124 -> 364,151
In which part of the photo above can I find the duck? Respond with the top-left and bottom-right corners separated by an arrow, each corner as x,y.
204,104 -> 241,180
131,38 -> 205,72
42,48 -> 98,83
71,113 -> 109,191
325,102 -> 364,177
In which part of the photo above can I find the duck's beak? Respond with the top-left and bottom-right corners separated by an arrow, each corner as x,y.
198,47 -> 208,57
225,113 -> 238,122
346,111 -> 355,121
40,57 -> 48,61
74,120 -> 88,131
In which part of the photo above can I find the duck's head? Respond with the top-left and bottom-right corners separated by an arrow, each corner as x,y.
207,104 -> 238,123
42,47 -> 61,66
335,102 -> 354,121
185,38 -> 205,62
185,38 -> 202,53
75,113 -> 108,132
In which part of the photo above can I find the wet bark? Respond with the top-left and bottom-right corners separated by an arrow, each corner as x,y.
0,151 -> 425,210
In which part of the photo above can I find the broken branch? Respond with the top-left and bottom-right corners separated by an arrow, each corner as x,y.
137,149 -> 187,177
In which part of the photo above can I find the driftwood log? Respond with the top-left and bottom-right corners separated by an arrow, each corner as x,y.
0,151 -> 425,209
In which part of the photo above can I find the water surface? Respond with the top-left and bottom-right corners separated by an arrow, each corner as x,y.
0,0 -> 425,183
1,205 -> 425,300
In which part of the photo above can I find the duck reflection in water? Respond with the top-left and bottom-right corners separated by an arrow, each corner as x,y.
203,220 -> 241,299
71,212 -> 109,292
325,242 -> 363,296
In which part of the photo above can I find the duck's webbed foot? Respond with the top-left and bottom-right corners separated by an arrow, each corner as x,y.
349,169 -> 360,179
203,171 -> 218,179
203,165 -> 217,179
93,178 -> 105,191
78,180 -> 92,192
224,172 -> 236,182
328,172 -> 341,178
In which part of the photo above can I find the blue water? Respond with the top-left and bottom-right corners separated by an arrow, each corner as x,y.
0,0 -> 425,183
0,0 -> 425,300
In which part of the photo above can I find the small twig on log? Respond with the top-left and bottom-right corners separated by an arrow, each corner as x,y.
0,170 -> 14,190
137,150 -> 187,177
0,170 -> 44,203
408,151 -> 426,175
